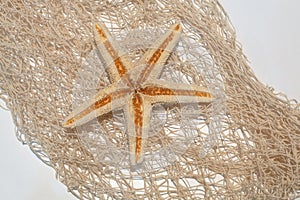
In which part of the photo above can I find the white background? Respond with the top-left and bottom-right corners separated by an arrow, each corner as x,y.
0,1 -> 299,199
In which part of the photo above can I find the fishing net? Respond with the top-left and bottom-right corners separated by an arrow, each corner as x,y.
1,0 -> 299,199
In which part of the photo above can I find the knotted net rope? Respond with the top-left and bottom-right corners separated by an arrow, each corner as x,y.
1,0 -> 299,199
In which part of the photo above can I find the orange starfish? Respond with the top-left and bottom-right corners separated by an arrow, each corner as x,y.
63,22 -> 212,165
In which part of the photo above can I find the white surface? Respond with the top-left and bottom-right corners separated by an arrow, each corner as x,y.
221,0 -> 300,101
0,1 -> 299,199
0,105 -> 77,200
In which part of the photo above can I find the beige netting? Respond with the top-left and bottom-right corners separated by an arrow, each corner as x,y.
1,0 -> 300,199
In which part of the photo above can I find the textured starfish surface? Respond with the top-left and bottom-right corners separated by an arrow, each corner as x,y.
63,22 -> 213,165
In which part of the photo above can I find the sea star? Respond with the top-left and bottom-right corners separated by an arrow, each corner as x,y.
63,22 -> 213,165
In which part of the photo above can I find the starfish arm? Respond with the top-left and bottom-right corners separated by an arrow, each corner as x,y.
94,23 -> 134,86
139,80 -> 213,104
63,84 -> 130,128
136,23 -> 182,85
126,93 -> 150,164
